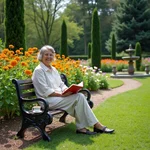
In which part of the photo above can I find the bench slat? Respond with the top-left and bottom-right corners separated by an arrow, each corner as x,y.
49,110 -> 65,116
21,91 -> 36,98
20,84 -> 34,90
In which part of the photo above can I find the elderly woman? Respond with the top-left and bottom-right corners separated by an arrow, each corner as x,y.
32,45 -> 114,135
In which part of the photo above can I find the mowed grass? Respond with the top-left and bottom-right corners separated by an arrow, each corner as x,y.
108,78 -> 124,88
25,77 -> 150,150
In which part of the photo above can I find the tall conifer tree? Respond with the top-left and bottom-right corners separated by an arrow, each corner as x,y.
106,0 -> 150,53
135,42 -> 142,71
60,20 -> 68,57
111,33 -> 116,59
91,8 -> 101,69
5,0 -> 25,52
88,42 -> 91,59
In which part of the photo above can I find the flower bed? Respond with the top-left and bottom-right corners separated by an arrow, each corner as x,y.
0,46 -> 108,118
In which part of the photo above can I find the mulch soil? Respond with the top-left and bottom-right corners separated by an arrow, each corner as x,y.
0,116 -> 69,150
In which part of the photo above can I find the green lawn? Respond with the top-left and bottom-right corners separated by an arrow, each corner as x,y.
25,77 -> 150,150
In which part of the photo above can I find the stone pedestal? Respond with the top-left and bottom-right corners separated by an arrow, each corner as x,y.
112,66 -> 117,75
128,60 -> 134,75
145,65 -> 149,74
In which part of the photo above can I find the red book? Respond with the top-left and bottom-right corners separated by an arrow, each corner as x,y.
62,82 -> 83,95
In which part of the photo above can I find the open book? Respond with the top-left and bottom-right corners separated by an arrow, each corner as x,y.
62,82 -> 83,95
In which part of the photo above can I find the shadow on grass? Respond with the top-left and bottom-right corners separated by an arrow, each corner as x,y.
28,123 -> 99,150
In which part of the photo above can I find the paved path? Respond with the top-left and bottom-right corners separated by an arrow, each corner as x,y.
91,78 -> 142,108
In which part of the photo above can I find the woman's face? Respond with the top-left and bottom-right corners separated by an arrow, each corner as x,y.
41,49 -> 55,67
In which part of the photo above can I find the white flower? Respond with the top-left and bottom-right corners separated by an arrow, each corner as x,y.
94,66 -> 98,70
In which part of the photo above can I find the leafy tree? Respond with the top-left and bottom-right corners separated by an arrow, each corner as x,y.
25,0 -> 62,46
5,0 -> 25,51
91,8 -> 101,69
111,33 -> 116,59
60,20 -> 68,57
135,42 -> 142,71
106,0 -> 150,53
24,0 -> 83,51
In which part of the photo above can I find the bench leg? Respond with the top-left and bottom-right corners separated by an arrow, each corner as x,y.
38,124 -> 51,141
17,121 -> 51,141
17,120 -> 29,138
59,112 -> 68,123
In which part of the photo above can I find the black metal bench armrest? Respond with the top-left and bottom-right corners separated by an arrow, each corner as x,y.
21,97 -> 49,114
78,89 -> 91,101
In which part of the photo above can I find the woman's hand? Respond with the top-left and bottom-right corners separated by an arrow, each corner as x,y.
49,91 -> 73,97
62,91 -> 73,97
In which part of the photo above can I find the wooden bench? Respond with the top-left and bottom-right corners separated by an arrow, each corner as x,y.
12,73 -> 93,141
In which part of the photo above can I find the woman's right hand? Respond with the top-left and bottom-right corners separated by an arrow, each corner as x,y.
62,91 -> 73,97
49,91 -> 73,97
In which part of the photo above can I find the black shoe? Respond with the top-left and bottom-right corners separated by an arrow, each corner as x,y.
94,126 -> 114,134
76,129 -> 97,135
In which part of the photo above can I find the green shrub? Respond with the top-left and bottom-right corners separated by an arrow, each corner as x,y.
135,42 -> 142,71
140,57 -> 150,71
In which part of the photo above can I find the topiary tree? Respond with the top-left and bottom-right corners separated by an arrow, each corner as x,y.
60,20 -> 68,57
91,8 -> 101,69
88,42 -> 92,59
135,42 -> 142,71
111,33 -> 116,60
5,0 -> 25,52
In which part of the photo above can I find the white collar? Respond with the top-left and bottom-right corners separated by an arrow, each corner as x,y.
40,62 -> 53,72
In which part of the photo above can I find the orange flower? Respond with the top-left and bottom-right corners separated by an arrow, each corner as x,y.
10,60 -> 17,67
9,44 -> 14,49
0,53 -> 7,58
28,51 -> 33,54
19,48 -> 23,51
24,70 -> 32,76
10,51 -> 14,55
33,59 -> 38,63
7,65 -> 13,69
14,56 -> 21,61
21,62 -> 28,67
33,47 -> 38,51
25,52 -> 30,57
5,58 -> 10,62
16,50 -> 21,54
2,49 -> 9,54
3,66 -> 9,70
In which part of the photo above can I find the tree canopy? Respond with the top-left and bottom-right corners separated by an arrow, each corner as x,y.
106,0 -> 150,53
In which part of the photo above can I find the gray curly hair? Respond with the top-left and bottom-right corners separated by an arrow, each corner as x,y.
37,45 -> 55,61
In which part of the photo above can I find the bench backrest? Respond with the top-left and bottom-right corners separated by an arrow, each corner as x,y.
12,73 -> 68,108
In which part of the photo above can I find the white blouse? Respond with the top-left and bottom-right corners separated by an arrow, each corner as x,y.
32,62 -> 68,99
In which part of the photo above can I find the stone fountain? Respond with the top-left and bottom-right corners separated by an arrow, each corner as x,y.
122,44 -> 139,75
111,44 -> 150,78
